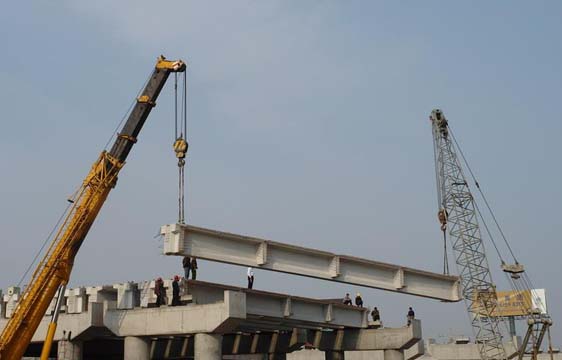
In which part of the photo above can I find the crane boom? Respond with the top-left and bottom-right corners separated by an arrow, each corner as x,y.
430,109 -> 507,360
0,56 -> 186,360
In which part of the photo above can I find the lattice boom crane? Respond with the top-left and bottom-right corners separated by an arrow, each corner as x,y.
430,109 -> 507,360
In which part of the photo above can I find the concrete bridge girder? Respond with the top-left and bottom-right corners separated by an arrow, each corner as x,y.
161,224 -> 461,302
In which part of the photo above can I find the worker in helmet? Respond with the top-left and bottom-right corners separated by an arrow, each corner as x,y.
355,293 -> 364,307
171,275 -> 181,306
154,277 -> 165,307
371,307 -> 380,322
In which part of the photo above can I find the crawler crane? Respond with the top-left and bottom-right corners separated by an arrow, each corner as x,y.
429,109 -> 553,360
0,56 -> 186,360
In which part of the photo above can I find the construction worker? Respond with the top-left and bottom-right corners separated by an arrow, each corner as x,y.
247,267 -> 255,289
343,293 -> 352,305
182,256 -> 191,279
371,307 -> 380,322
190,257 -> 198,280
407,307 -> 415,325
154,277 -> 165,307
355,293 -> 363,307
171,275 -> 181,306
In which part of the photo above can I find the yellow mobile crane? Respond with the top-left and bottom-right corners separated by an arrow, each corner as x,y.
0,56 -> 186,359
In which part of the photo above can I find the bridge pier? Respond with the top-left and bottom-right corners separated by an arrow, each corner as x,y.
195,333 -> 222,360
124,336 -> 150,360
57,339 -> 82,360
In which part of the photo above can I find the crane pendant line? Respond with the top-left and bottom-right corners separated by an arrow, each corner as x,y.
430,109 -> 507,360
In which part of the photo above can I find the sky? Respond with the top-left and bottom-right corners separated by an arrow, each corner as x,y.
1,0 -> 561,347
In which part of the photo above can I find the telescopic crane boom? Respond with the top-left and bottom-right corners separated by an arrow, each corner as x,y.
0,56 -> 186,360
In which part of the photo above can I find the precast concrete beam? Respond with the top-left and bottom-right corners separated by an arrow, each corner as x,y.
161,224 -> 461,302
104,291 -> 246,337
0,302 -> 104,343
313,320 -> 422,352
222,329 -> 307,355
187,281 -> 369,330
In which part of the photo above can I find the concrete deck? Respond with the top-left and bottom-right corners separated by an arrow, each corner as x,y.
161,224 -> 461,302
1,280 -> 422,359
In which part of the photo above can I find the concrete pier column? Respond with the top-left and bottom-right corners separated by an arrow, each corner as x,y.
57,339 -> 83,360
325,351 -> 345,360
384,349 -> 404,360
195,333 -> 222,360
124,336 -> 150,360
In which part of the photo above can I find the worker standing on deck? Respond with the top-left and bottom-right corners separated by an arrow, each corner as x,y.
371,307 -> 380,322
172,275 -> 181,306
355,293 -> 363,307
154,277 -> 165,307
407,307 -> 415,325
191,257 -> 198,280
247,267 -> 255,289
182,256 -> 191,279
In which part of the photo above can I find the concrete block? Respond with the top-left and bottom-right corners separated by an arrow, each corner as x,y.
161,223 -> 185,254
86,285 -> 116,304
66,287 -> 87,314
139,281 -> 161,308
6,286 -> 20,296
4,287 -> 21,318
113,282 -> 140,309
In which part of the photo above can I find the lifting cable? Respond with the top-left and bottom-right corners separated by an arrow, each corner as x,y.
447,124 -> 552,354
448,127 -> 519,264
173,71 -> 189,224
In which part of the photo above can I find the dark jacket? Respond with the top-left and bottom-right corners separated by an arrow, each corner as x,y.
154,279 -> 164,296
191,258 -> 198,269
172,280 -> 180,297
182,256 -> 191,268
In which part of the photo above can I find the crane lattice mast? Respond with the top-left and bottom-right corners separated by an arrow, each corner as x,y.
430,109 -> 507,360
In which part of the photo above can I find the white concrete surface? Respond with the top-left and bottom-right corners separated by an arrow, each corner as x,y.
124,336 -> 150,360
195,333 -> 222,360
161,224 -> 461,302
57,339 -> 82,360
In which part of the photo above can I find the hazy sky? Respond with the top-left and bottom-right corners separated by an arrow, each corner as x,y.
1,1 -> 561,346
